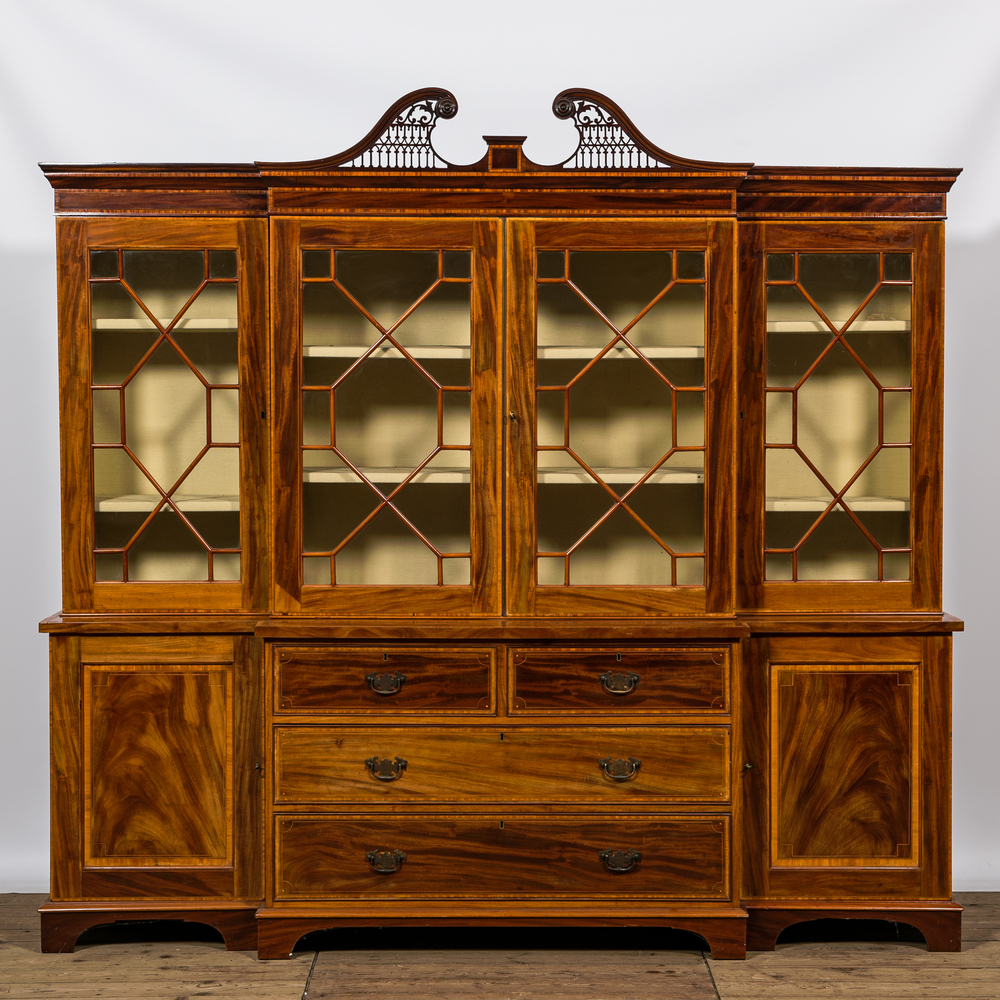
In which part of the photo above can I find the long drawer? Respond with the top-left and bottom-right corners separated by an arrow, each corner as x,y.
509,647 -> 729,714
274,726 -> 730,804
274,646 -> 494,715
274,814 -> 729,899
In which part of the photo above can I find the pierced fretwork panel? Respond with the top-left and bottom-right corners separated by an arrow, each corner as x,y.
301,248 -> 473,586
338,96 -> 457,169
535,250 -> 707,587
90,249 -> 241,583
764,252 -> 913,582
554,97 -> 670,170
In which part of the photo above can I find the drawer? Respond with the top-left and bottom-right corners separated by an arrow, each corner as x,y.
274,727 -> 730,804
274,646 -> 494,715
510,647 -> 729,714
274,814 -> 729,899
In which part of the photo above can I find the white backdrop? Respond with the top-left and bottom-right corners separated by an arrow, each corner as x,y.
1,0 -> 998,891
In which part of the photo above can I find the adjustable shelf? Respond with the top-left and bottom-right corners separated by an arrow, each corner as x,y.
302,345 -> 705,360
766,320 -> 910,333
303,466 -> 704,485
93,318 -> 238,331
95,494 -> 241,512
766,496 -> 910,512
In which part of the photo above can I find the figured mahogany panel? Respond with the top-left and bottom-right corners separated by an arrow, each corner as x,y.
771,663 -> 918,867
274,814 -> 729,899
274,646 -> 494,714
85,664 -> 231,865
509,646 -> 728,714
274,726 -> 730,804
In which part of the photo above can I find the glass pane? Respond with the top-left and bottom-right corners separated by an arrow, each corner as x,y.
797,254 -> 879,330
442,557 -> 471,585
569,508 -> 672,585
125,340 -> 207,490
766,254 -> 795,281
676,251 -> 705,280
303,391 -> 332,446
303,283 -> 380,350
765,552 -> 793,581
209,250 -> 237,279
128,507 -> 209,581
538,556 -> 567,585
95,552 -> 125,582
883,391 -> 911,443
91,284 -> 158,384
797,510 -> 879,581
442,391 -> 471,446
174,447 -> 239,507
334,357 -> 438,472
675,556 -> 704,585
766,392 -> 793,444
795,342 -> 879,492
567,348 -> 673,474
90,250 -> 119,279
537,390 -> 566,447
335,506 -> 438,585
883,552 -> 911,580
213,552 -> 241,580
303,555 -> 332,585
210,389 -> 239,444
302,250 -> 331,279
443,251 -> 471,278
537,283 -> 615,353
628,284 -> 705,350
334,250 -> 438,329
884,254 -> 912,281
537,251 -> 565,279
93,390 -> 122,444
123,250 -> 205,327
568,251 -> 672,329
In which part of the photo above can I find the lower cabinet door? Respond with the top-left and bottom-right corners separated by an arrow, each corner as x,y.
274,815 -> 729,900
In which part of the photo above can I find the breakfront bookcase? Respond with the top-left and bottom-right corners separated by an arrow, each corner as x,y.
38,89 -> 964,959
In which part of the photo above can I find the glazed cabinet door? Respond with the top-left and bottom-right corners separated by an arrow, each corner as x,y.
738,223 -> 942,611
271,219 -> 502,615
58,217 -> 268,612
506,220 -> 735,616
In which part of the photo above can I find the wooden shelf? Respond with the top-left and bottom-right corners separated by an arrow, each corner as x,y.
303,466 -> 703,485
95,494 -> 240,512
766,496 -> 909,512
302,345 -> 704,360
766,320 -> 910,333
93,318 -> 237,331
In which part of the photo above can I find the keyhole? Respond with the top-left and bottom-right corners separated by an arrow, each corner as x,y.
383,653 -> 388,661
616,652 -> 622,662
499,821 -> 504,829
500,733 -> 504,741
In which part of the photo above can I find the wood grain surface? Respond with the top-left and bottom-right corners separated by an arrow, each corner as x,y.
274,814 -> 729,899
274,646 -> 494,713
772,665 -> 916,866
273,726 -> 730,804
86,665 -> 230,865
510,646 -> 729,713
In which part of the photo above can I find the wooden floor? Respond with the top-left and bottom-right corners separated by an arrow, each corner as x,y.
1,894 -> 996,999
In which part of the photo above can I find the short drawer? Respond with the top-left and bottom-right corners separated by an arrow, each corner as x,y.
510,647 -> 729,714
274,646 -> 494,715
274,814 -> 729,899
274,726 -> 730,804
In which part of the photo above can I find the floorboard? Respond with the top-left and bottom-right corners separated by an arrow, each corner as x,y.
1,893 -> 996,1000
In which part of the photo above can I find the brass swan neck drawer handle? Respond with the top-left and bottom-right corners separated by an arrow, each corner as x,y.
366,849 -> 407,874
366,670 -> 407,695
599,848 -> 642,873
598,756 -> 641,781
598,669 -> 640,695
365,755 -> 408,781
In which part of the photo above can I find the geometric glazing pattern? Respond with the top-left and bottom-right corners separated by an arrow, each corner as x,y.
535,249 -> 707,586
765,252 -> 913,581
90,248 -> 240,582
300,248 -> 473,587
